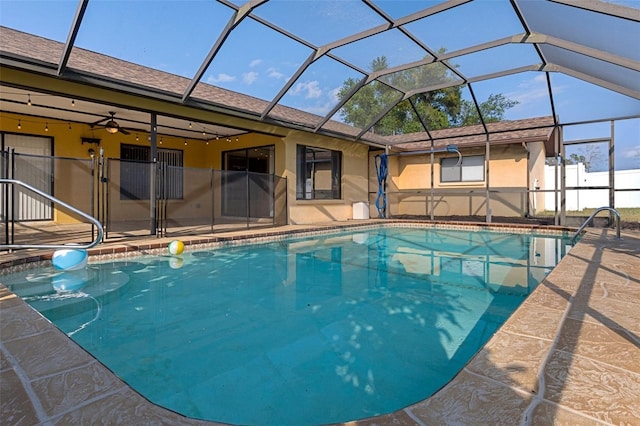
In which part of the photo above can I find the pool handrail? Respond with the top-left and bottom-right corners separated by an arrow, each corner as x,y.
572,206 -> 621,243
0,178 -> 104,250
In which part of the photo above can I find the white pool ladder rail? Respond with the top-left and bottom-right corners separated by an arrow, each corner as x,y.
0,178 -> 103,250
572,206 -> 621,243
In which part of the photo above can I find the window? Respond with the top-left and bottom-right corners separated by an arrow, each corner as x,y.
441,155 -> 484,183
120,144 -> 183,200
223,146 -> 274,174
296,145 -> 341,200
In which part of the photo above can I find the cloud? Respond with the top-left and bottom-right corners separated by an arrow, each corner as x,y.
505,75 -> 549,105
207,73 -> 236,84
302,101 -> 334,116
267,67 -> 285,80
623,145 -> 640,158
243,71 -> 259,85
249,59 -> 262,68
533,73 -> 547,83
292,80 -> 322,99
328,87 -> 341,104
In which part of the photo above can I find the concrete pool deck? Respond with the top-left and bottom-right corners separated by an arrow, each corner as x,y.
1,222 -> 639,425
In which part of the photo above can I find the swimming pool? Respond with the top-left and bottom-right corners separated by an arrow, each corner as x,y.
4,225 -> 572,425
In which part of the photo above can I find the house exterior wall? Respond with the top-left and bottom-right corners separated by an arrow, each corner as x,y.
284,131 -> 369,224
1,113 -> 552,226
369,143 -> 538,218
0,67 -> 554,227
0,111 -> 370,226
528,141 -> 546,214
0,112 -> 285,224
1,112 -> 96,223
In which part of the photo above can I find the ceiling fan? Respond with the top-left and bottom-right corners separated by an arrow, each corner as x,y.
92,111 -> 130,135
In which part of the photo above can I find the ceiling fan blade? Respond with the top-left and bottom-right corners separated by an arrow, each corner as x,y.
91,116 -> 110,126
119,127 -> 130,135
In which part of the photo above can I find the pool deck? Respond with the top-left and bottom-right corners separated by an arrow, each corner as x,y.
1,221 -> 639,425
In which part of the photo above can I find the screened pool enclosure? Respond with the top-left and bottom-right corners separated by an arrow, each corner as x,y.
0,0 -> 637,245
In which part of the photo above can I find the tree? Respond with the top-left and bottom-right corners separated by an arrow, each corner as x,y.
457,94 -> 519,127
565,145 -> 605,172
337,55 -> 518,135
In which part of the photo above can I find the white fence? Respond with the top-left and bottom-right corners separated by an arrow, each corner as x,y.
544,164 -> 640,210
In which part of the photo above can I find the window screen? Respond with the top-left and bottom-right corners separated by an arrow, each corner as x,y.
441,155 -> 484,183
296,145 -> 342,200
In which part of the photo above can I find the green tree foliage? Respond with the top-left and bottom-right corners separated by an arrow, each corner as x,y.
337,55 -> 519,136
458,94 -> 519,127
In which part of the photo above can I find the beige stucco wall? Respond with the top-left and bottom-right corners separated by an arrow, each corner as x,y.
369,144 -> 539,218
528,141 -> 546,214
1,104 -> 550,226
285,131 -> 369,224
0,110 -> 371,226
0,112 -> 287,224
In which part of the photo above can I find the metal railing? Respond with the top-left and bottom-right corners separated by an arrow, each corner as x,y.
572,206 -> 621,243
0,178 -> 103,250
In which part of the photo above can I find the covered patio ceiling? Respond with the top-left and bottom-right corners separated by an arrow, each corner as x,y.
0,0 -> 638,147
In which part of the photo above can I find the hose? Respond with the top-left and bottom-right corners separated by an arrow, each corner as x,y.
375,154 -> 388,218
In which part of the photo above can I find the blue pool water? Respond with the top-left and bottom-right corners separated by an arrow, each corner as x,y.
5,226 -> 571,425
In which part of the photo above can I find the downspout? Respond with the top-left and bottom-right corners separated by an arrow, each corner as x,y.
485,135 -> 491,223
430,142 -> 435,221
385,145 -> 390,218
559,126 -> 566,226
523,141 -> 531,217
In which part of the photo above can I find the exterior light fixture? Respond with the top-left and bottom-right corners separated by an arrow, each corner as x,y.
45,122 -> 49,132
17,119 -> 21,129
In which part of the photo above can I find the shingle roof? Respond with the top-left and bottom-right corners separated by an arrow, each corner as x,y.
2,27 -> 376,139
386,116 -> 556,151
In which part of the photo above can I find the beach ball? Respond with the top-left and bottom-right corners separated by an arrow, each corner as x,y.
168,240 -> 185,256
52,248 -> 88,271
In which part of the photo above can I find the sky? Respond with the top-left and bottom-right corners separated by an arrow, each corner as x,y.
0,0 -> 638,170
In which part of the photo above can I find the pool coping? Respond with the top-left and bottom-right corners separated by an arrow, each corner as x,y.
1,220 -> 639,425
